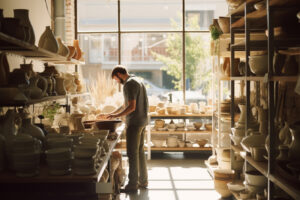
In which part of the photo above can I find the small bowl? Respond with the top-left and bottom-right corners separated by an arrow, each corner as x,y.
193,122 -> 202,130
227,182 -> 245,192
196,139 -> 208,147
249,54 -> 268,76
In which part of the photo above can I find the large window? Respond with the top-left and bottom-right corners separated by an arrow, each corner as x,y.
77,0 -> 228,103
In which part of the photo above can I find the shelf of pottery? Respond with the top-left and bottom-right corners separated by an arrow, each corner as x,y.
210,0 -> 300,200
0,9 -> 84,65
145,102 -> 213,159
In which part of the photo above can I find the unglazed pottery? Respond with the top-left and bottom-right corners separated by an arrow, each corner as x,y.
73,39 -> 82,60
14,9 -> 35,44
249,54 -> 268,75
38,26 -> 58,53
57,37 -> 69,57
18,117 -> 45,145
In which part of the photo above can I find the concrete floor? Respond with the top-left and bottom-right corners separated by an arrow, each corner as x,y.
117,153 -> 222,200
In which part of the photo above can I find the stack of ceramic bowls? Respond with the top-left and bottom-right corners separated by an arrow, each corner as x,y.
73,142 -> 99,175
65,133 -> 83,146
167,136 -> 178,147
45,148 -> 72,175
8,135 -> 41,177
0,135 -> 5,171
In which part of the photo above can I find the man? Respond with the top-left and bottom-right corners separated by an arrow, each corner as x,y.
99,65 -> 149,193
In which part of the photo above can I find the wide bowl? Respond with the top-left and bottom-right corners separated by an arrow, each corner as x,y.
218,17 -> 230,33
152,139 -> 165,147
227,182 -> 245,192
95,120 -> 122,132
196,139 -> 208,147
155,119 -> 165,128
249,54 -> 268,76
193,122 -> 202,130
205,124 -> 212,131
245,170 -> 267,187
214,169 -> 236,180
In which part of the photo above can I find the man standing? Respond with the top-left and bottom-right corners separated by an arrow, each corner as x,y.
99,65 -> 149,193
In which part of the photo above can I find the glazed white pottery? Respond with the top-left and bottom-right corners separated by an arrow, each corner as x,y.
241,134 -> 266,152
245,171 -> 267,187
227,182 -> 244,192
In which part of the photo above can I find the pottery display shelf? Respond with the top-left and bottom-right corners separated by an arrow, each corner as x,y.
0,93 -> 90,107
0,124 -> 124,199
0,32 -> 84,65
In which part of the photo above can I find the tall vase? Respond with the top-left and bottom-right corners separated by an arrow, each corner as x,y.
288,123 -> 300,161
38,26 -> 58,53
73,40 -> 82,60
14,9 -> 35,44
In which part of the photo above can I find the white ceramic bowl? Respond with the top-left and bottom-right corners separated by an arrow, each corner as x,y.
227,182 -> 245,192
245,183 -> 265,194
249,55 -> 268,76
152,139 -> 165,147
245,171 -> 267,187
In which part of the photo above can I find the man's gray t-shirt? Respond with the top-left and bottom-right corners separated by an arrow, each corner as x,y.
123,75 -> 149,126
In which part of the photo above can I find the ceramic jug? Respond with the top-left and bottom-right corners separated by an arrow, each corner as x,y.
55,76 -> 66,95
57,37 -> 69,57
279,122 -> 292,146
0,53 -> 10,86
28,76 -> 44,99
38,26 -> 58,53
18,116 -> 45,145
14,9 -> 35,44
288,122 -> 300,161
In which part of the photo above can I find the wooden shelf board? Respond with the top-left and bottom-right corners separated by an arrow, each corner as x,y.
151,130 -> 211,134
229,76 -> 299,82
0,95 -> 66,107
269,173 -> 300,200
245,155 -> 268,177
150,113 -> 212,118
150,147 -> 212,151
0,32 -> 84,65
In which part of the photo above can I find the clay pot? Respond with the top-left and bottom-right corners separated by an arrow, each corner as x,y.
38,26 -> 58,53
67,46 -> 76,60
249,54 -> 268,76
14,9 -> 35,44
57,37 -> 69,57
2,18 -> 26,41
0,53 -> 10,86
218,17 -> 230,33
55,76 -> 66,95
73,40 -> 82,60
18,117 -> 45,145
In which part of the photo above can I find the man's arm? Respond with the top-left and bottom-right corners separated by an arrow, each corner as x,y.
108,99 -> 136,119
111,105 -> 124,114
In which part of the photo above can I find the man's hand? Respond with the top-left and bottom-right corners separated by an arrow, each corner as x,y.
97,114 -> 109,120
107,114 -> 119,120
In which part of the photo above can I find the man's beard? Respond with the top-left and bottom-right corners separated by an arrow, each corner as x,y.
116,75 -> 124,84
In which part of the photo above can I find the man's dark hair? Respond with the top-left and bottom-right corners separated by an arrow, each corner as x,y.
111,65 -> 128,78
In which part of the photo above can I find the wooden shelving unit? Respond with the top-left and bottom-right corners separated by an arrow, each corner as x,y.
151,147 -> 212,151
151,130 -> 211,134
0,32 -> 84,65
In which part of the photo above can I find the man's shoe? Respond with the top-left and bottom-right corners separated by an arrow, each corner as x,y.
120,184 -> 138,193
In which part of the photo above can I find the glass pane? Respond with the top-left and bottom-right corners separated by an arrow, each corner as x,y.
185,0 -> 228,31
121,33 -> 183,103
121,0 -> 182,31
78,33 -> 118,86
77,0 -> 118,32
185,33 -> 212,105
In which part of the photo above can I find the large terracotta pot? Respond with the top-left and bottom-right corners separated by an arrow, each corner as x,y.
14,9 -> 35,44
288,122 -> 300,161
